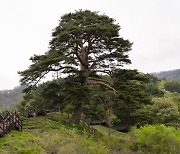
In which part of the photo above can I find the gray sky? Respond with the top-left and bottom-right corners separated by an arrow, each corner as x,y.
0,0 -> 180,90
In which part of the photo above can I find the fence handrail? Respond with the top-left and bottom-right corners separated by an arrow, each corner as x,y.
0,111 -> 22,137
80,120 -> 97,136
0,115 -> 4,121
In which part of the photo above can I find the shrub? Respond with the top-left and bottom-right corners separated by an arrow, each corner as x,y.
130,125 -> 180,154
134,97 -> 180,129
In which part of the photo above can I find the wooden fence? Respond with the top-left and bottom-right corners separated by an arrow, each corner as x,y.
0,111 -> 22,137
80,120 -> 97,136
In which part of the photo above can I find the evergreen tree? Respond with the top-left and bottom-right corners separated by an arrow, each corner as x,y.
19,10 -> 132,123
112,69 -> 151,130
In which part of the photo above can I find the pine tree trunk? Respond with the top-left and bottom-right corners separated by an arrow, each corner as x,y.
102,100 -> 110,126
104,110 -> 110,127
71,105 -> 83,124
71,52 -> 88,124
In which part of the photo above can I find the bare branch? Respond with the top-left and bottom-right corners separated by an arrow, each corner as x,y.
47,66 -> 78,72
65,51 -> 75,57
30,71 -> 49,90
89,54 -> 106,69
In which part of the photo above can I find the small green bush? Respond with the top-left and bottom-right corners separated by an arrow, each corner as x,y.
130,125 -> 180,154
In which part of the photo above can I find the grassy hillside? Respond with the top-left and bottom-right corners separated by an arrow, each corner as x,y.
0,116 -> 108,154
0,112 -> 179,154
0,113 -> 139,154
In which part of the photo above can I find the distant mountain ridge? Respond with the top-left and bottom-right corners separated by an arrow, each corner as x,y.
152,69 -> 180,79
0,85 -> 25,110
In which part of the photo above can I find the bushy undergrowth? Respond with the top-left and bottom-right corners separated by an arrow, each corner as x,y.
130,124 -> 180,154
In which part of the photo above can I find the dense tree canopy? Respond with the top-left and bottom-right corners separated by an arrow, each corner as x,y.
19,10 -> 132,90
112,70 -> 152,130
136,97 -> 180,128
164,80 -> 180,93
18,10 -> 132,123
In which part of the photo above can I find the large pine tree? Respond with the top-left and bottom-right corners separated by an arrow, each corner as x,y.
19,10 -> 132,123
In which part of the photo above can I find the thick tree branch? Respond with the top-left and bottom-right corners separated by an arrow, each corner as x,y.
88,77 -> 112,84
87,77 -> 117,93
74,44 -> 85,67
89,69 -> 112,76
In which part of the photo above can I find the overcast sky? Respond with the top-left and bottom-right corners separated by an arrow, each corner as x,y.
0,0 -> 180,90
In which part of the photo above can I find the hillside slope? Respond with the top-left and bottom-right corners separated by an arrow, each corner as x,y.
152,69 -> 180,79
0,85 -> 24,110
0,114 -> 134,154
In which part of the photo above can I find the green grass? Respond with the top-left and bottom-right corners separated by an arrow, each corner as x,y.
0,113 -> 145,154
92,125 -> 127,139
0,112 -> 177,153
91,125 -> 138,153
0,116 -> 108,154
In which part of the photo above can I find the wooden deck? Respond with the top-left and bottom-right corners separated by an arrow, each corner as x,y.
0,111 -> 22,137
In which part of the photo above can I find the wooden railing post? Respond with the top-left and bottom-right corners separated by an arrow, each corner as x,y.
80,120 -> 97,137
0,111 -> 22,137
